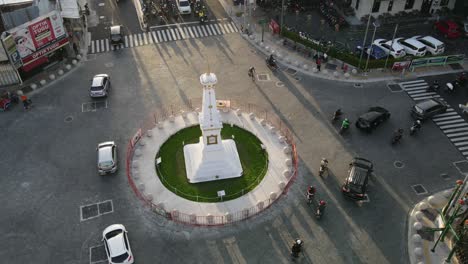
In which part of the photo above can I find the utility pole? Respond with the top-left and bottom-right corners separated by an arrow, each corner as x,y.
384,23 -> 398,70
279,0 -> 285,36
364,21 -> 379,72
358,14 -> 372,70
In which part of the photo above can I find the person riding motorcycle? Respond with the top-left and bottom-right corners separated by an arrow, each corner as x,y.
412,120 -> 421,130
268,54 -> 276,66
393,128 -> 404,142
341,118 -> 350,129
291,239 -> 303,258
307,186 -> 316,202
333,108 -> 342,120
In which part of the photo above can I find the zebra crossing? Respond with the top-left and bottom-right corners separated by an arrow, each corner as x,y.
89,21 -> 239,54
399,79 -> 468,158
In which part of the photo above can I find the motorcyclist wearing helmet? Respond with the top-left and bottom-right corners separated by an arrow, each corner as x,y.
268,54 -> 275,66
412,120 -> 421,129
341,118 -> 350,129
307,185 -> 316,201
291,239 -> 303,257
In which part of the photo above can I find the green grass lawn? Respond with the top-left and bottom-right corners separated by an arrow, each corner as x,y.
156,124 -> 268,202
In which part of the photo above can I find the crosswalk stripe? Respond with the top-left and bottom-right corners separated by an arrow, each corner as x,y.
434,112 -> 458,118
454,141 -> 468,146
462,151 -> 468,155
400,80 -> 425,85
413,95 -> 440,100
214,24 -> 223,34
143,33 -> 149,45
440,123 -> 468,129
170,28 -> 178,40
96,40 -> 100,53
209,24 -> 218,35
404,86 -> 428,91
436,119 -> 465,125
147,32 -> 153,44
192,26 -> 199,37
152,31 -> 158,43
445,127 -> 468,133
187,27 -> 195,38
179,27 -> 186,39
450,136 -> 468,142
105,39 -> 110,52
129,35 -> 134,47
447,131 -> 468,137
216,23 -> 226,34
222,23 -> 232,33
407,90 -> 433,95
230,21 -> 238,31
226,23 -> 235,32
124,36 -> 129,47
111,43 -> 115,51
460,146 -> 468,151
434,115 -> 461,122
137,34 -> 142,46
91,41 -> 95,53
403,83 -> 427,88
157,31 -> 163,42
200,25 -> 208,36
162,30 -> 169,41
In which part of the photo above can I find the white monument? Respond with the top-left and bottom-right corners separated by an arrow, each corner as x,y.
183,72 -> 243,183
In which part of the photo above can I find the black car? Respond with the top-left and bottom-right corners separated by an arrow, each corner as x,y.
342,158 -> 373,200
411,98 -> 448,120
110,25 -> 124,46
355,106 -> 391,132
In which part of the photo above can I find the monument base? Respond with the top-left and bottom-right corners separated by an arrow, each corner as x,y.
183,138 -> 243,183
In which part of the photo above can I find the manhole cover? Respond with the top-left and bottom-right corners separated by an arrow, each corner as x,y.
453,160 -> 468,174
276,81 -> 284,87
285,68 -> 297,75
257,73 -> 270,81
81,204 -> 99,221
411,184 -> 428,195
449,63 -> 463,70
64,116 -> 73,122
325,63 -> 337,71
388,84 -> 402,92
394,161 -> 404,168
440,173 -> 450,180
98,200 -> 113,214
353,83 -> 363,88
90,245 -> 107,262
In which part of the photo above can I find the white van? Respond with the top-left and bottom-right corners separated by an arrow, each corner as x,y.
395,37 -> 426,57
411,36 -> 444,55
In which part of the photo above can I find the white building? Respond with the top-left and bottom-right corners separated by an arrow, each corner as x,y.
351,0 -> 457,19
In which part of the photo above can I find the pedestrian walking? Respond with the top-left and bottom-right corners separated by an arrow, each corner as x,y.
316,58 -> 321,72
248,66 -> 256,81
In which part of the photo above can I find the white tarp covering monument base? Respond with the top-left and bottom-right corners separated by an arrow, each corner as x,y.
183,72 -> 243,183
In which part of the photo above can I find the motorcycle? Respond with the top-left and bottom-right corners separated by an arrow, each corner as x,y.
315,200 -> 326,219
391,129 -> 403,145
306,186 -> 316,205
291,240 -> 303,258
0,98 -> 11,112
198,11 -> 207,23
318,158 -> 328,177
332,109 -> 342,122
427,82 -> 440,92
266,57 -> 278,71
456,72 -> 467,86
446,82 -> 455,93
409,121 -> 421,136
339,121 -> 349,134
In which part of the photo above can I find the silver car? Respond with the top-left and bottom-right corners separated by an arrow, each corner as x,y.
97,141 -> 118,175
90,74 -> 110,98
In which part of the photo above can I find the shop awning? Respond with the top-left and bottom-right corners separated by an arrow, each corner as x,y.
59,0 -> 79,19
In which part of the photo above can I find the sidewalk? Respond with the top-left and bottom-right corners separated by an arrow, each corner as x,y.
218,0 -> 467,83
407,188 -> 467,264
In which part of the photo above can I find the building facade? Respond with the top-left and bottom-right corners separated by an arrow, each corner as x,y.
351,0 -> 457,19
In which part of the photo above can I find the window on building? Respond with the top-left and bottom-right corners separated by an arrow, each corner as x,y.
355,0 -> 360,10
372,0 -> 381,13
440,0 -> 448,6
404,0 -> 415,9
388,0 -> 393,11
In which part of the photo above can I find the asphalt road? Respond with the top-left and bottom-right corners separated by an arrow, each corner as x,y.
1,30 -> 466,263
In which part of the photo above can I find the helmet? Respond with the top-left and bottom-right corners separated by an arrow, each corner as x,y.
319,200 -> 326,206
344,118 -> 349,122
296,239 -> 302,245
416,120 -> 421,125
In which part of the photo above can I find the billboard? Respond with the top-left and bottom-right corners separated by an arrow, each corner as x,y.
7,11 -> 67,65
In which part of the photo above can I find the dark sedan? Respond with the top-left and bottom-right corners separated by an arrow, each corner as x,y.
411,98 -> 448,120
355,107 -> 391,132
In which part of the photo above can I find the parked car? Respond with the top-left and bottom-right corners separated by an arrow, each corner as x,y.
102,224 -> 134,264
395,37 -> 426,57
355,106 -> 391,132
90,74 -> 110,98
176,0 -> 191,14
355,44 -> 387,60
411,35 -> 445,55
411,98 -> 448,120
110,25 -> 124,46
97,141 -> 118,175
434,20 -> 462,39
342,158 -> 373,200
373,39 -> 406,58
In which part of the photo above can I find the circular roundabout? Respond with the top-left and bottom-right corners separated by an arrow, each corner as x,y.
156,124 -> 268,202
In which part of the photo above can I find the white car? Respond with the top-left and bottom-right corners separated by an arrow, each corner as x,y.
176,0 -> 191,14
103,224 -> 134,264
90,74 -> 110,98
97,141 -> 118,175
411,35 -> 445,55
395,37 -> 427,57
373,39 -> 406,58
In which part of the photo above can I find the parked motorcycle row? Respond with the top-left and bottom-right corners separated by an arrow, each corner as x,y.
143,0 -> 178,22
319,0 -> 347,29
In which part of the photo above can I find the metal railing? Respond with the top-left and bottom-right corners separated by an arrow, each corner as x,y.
126,98 -> 298,226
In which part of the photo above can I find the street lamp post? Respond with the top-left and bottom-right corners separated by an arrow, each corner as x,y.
384,23 -> 399,70
364,20 -> 380,72
279,0 -> 285,36
357,14 -> 372,70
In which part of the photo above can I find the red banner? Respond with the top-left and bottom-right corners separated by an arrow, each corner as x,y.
29,18 -> 55,49
22,37 -> 69,65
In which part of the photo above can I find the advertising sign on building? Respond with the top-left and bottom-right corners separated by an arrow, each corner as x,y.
2,34 -> 22,68
7,10 -> 67,66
